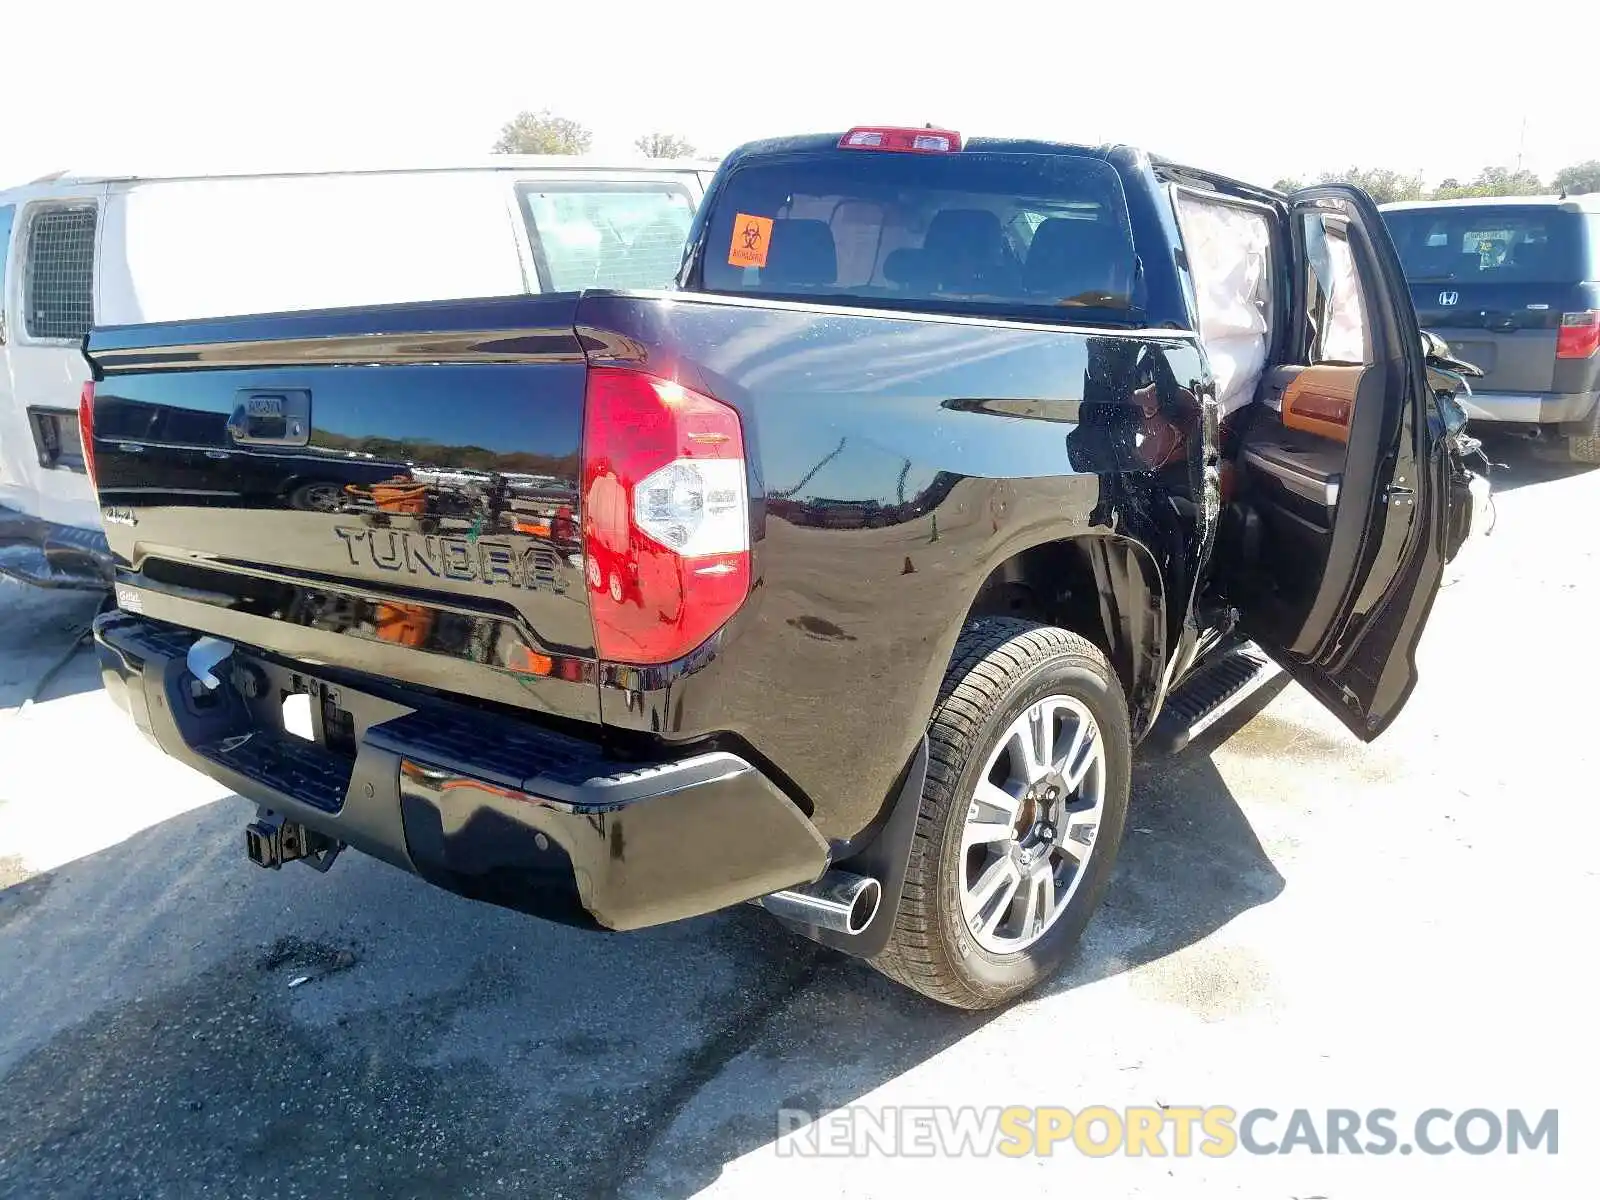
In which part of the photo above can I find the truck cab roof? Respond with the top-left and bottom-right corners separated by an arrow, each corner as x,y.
723,132 -> 1118,159
718,133 -> 1282,206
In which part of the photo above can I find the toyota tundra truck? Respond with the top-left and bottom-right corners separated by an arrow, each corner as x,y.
82,129 -> 1485,1009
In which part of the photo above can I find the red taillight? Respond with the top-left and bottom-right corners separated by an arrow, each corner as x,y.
838,126 -> 962,154
78,381 -> 98,488
581,367 -> 750,666
1556,310 -> 1600,359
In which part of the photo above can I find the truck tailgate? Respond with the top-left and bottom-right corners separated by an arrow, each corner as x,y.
85,295 -> 598,722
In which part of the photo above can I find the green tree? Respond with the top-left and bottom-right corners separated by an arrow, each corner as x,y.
1431,166 -> 1548,199
492,110 -> 592,155
634,132 -> 697,159
1553,160 -> 1600,196
1271,177 -> 1304,194
1315,167 -> 1426,205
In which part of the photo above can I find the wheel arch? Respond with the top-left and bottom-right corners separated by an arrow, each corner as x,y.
958,532 -> 1169,736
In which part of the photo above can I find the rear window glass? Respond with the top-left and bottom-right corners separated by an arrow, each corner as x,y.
700,151 -> 1140,323
24,204 -> 97,340
520,185 -> 695,291
1383,206 -> 1590,283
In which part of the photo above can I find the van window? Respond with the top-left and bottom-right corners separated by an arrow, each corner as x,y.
23,204 -> 97,340
518,185 -> 696,291
699,151 -> 1139,325
0,205 -> 15,342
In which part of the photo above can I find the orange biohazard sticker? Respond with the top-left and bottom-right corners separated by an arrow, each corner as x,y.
728,213 -> 774,269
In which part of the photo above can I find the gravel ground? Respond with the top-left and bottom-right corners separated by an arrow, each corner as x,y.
0,439 -> 1594,1198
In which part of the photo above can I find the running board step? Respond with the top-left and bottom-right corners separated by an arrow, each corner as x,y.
1145,642 -> 1282,754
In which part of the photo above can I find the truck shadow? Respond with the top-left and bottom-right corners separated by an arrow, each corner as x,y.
0,581 -> 104,709
1476,434 -> 1598,494
0,701 -> 1283,1199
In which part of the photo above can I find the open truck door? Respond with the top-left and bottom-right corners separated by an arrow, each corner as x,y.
1234,185 -> 1454,740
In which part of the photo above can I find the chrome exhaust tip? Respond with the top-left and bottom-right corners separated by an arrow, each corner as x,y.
755,870 -> 882,936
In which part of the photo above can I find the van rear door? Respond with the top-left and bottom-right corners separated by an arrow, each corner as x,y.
1,189 -> 105,532
97,172 -> 531,326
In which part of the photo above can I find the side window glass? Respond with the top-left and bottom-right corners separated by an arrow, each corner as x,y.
520,186 -> 696,292
1302,211 -> 1370,365
0,205 -> 15,343
24,203 -> 98,341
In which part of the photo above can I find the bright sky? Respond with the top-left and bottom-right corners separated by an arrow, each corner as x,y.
7,0 -> 1595,191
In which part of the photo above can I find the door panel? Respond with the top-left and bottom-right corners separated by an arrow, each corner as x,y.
1237,364 -> 1368,610
1280,364 -> 1363,443
1239,186 -> 1448,740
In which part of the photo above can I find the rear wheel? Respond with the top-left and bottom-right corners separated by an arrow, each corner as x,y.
1568,435 -> 1600,465
289,480 -> 344,512
1567,403 -> 1600,464
872,619 -> 1130,1009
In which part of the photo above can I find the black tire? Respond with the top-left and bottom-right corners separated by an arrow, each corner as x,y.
1567,403 -> 1600,464
288,480 -> 344,512
1568,435 -> 1600,465
871,618 -> 1131,1009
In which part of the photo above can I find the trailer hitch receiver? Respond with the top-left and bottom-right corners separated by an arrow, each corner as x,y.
244,808 -> 343,872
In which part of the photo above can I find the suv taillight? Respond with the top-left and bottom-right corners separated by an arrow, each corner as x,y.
78,381 -> 98,488
581,366 -> 750,665
1557,310 -> 1600,359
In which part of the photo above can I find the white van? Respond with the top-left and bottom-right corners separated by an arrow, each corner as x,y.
0,158 -> 715,587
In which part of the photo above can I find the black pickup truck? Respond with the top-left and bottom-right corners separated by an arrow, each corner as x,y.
83,128 -> 1483,1008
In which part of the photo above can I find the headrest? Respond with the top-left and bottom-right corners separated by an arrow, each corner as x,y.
883,247 -> 935,289
1024,217 -> 1135,304
924,208 -> 1005,257
763,219 -> 837,286
1512,239 -> 1548,270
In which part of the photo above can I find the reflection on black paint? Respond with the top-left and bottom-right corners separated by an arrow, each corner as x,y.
91,289 -> 1219,847
765,470 -> 963,531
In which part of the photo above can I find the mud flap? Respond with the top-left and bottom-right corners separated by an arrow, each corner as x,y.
783,736 -> 928,960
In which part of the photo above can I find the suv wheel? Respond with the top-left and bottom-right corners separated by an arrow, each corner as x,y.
1568,404 -> 1600,464
872,618 -> 1130,1009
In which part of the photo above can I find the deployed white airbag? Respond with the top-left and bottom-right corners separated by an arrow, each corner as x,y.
1174,194 -> 1274,418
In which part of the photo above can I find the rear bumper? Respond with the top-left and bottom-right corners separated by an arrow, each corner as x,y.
0,504 -> 113,590
93,612 -> 829,930
1459,390 -> 1597,426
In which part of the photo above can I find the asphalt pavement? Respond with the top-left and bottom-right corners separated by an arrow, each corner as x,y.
1,439 -> 1594,1198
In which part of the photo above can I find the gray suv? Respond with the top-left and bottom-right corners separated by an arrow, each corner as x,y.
1382,194 -> 1600,462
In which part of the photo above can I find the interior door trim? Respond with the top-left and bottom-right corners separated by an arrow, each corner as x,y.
1242,446 -> 1341,506
1281,364 -> 1363,444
